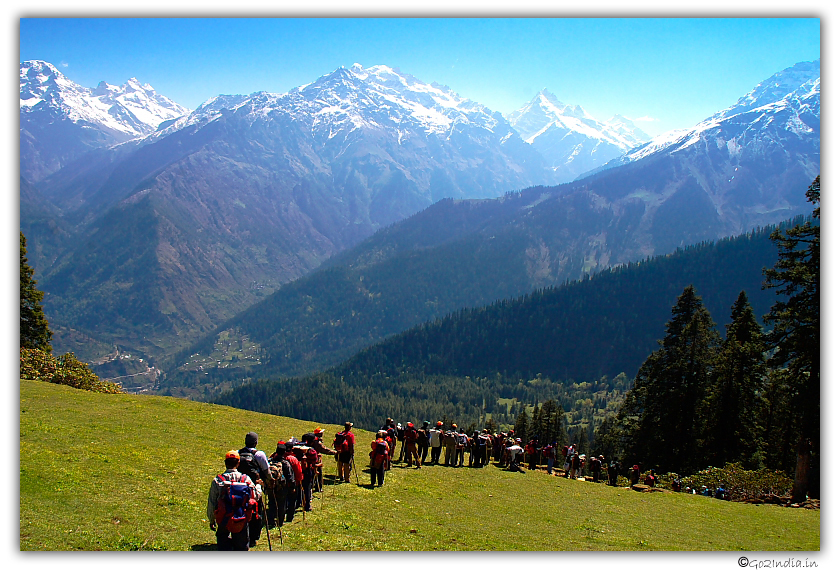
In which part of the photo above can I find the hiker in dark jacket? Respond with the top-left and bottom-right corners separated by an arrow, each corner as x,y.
607,459 -> 619,486
455,428 -> 469,467
417,421 -> 431,465
570,452 -> 581,479
442,425 -> 458,466
284,443 -> 303,522
238,432 -> 270,548
266,441 -> 293,528
590,455 -> 603,482
396,422 -> 406,463
208,450 -> 257,551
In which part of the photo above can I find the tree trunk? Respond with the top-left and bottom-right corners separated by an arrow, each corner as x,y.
792,436 -> 810,502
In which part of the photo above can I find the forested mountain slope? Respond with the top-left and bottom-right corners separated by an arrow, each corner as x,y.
212,221 -> 791,430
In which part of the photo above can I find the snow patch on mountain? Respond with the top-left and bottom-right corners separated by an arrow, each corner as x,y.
20,60 -> 190,138
615,62 -> 820,166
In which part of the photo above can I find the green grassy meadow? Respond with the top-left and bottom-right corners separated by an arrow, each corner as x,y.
19,379 -> 820,551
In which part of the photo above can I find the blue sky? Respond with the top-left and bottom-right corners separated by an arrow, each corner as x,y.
19,17 -> 820,137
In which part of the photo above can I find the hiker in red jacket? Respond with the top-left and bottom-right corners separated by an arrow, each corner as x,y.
369,431 -> 390,486
403,422 -> 421,468
309,427 -> 337,490
334,421 -> 356,483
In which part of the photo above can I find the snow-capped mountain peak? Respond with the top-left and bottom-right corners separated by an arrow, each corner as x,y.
611,60 -> 820,166
20,60 -> 190,138
164,63 -> 507,142
505,89 -> 650,182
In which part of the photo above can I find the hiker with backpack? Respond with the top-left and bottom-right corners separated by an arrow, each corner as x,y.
417,421 -> 431,465
396,422 -> 406,463
334,422 -> 356,483
309,428 -> 337,490
370,430 -> 390,486
542,442 -> 556,475
629,464 -> 641,486
526,438 -> 539,470
454,427 -> 469,467
443,424 -> 458,467
607,459 -> 619,486
563,444 -> 575,477
266,441 -> 293,529
428,421 -> 443,465
380,418 -> 397,462
403,422 -> 421,468
590,455 -> 603,482
208,450 -> 258,551
283,443 -> 303,522
470,431 -> 483,468
506,439 -> 524,472
238,432 -> 270,548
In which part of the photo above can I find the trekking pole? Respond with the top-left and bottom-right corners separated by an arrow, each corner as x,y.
260,494 -> 272,552
351,456 -> 360,485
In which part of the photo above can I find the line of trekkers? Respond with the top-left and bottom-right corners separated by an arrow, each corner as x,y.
206,419 -> 632,550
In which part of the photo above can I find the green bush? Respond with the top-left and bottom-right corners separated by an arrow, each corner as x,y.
681,463 -> 792,501
20,348 -> 123,394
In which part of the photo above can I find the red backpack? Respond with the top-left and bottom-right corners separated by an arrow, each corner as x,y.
213,473 -> 257,533
371,440 -> 389,468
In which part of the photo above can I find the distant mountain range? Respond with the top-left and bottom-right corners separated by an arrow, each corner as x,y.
506,89 -> 651,181
19,59 -> 819,373
20,60 -> 189,183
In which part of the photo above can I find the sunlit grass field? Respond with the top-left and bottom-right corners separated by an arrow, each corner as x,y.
20,379 -> 819,551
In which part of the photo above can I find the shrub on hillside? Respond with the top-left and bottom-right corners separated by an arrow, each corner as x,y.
681,463 -> 792,501
20,348 -> 123,394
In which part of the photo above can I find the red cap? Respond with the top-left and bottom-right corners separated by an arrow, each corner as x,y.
407,422 -> 414,428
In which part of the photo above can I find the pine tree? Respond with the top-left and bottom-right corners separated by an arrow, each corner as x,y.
613,285 -> 720,473
763,176 -> 820,501
701,291 -> 767,468
513,407 -> 529,440
20,232 -> 52,352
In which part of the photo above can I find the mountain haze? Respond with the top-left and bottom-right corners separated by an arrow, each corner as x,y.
19,60 -> 819,373
506,89 -> 650,182
20,60 -> 189,183
21,63 -> 555,359
165,60 -> 819,395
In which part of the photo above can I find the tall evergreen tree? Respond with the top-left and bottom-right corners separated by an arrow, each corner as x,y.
513,407 -> 529,440
20,232 -> 52,352
613,285 -> 720,474
701,291 -> 767,468
763,176 -> 820,501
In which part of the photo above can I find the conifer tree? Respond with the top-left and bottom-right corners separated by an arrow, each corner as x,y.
613,285 -> 720,473
763,176 -> 820,501
701,291 -> 766,468
20,232 -> 52,352
513,407 -> 529,439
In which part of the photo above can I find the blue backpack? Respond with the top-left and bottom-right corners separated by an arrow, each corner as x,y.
213,473 -> 257,533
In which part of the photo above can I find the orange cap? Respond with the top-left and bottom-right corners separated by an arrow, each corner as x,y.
225,450 -> 240,460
